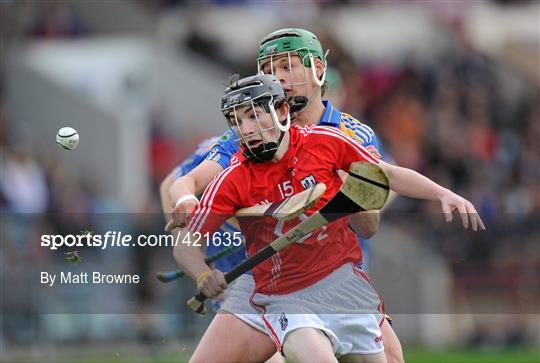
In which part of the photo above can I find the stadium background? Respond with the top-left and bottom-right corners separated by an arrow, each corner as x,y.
1,0 -> 538,362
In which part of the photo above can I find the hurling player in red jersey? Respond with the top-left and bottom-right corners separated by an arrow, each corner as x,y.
175,74 -> 485,363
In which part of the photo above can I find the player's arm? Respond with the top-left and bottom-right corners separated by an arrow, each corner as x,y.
168,159 -> 224,227
173,229 -> 210,280
320,126 -> 485,231
160,170 -> 176,222
174,232 -> 226,299
173,171 -> 240,298
161,168 -> 204,277
169,131 -> 236,227
378,161 -> 485,230
348,211 -> 379,239
160,166 -> 211,287
169,159 -> 224,202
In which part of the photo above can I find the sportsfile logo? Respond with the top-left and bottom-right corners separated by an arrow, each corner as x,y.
40,231 -> 242,250
285,228 -> 305,242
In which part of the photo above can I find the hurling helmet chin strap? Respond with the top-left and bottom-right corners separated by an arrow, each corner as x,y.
289,86 -> 320,116
290,49 -> 329,116
290,96 -> 308,114
244,100 -> 290,163
245,131 -> 285,163
309,49 -> 329,87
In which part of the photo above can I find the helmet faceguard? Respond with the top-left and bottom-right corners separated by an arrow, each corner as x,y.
257,28 -> 328,113
221,74 -> 291,162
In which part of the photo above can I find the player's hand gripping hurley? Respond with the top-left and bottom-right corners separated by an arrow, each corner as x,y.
187,161 -> 390,314
156,244 -> 244,283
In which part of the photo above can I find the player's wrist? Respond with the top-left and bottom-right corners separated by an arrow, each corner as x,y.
196,270 -> 211,287
435,186 -> 451,200
174,194 -> 199,209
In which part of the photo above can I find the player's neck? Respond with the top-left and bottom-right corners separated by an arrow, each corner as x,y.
294,98 -> 325,127
271,131 -> 290,163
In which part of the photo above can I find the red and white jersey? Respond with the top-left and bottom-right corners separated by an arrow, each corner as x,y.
187,125 -> 380,295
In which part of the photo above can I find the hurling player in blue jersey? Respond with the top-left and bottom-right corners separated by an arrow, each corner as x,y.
160,137 -> 247,277
165,29 -> 404,363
